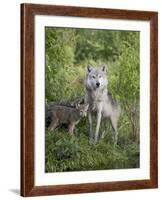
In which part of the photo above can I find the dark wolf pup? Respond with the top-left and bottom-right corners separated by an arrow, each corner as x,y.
85,65 -> 121,144
47,104 -> 89,135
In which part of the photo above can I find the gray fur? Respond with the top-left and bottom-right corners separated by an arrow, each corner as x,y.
85,65 -> 121,144
47,104 -> 89,135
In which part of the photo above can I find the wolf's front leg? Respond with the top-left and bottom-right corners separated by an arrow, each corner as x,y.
94,111 -> 102,144
68,123 -> 75,135
88,111 -> 93,144
48,119 -> 58,131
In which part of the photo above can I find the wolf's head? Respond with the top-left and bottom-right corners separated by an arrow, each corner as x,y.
85,65 -> 108,90
76,104 -> 89,117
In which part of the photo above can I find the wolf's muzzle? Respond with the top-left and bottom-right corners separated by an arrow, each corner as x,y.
96,82 -> 100,87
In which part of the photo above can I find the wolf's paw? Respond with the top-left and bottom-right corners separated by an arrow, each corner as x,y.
93,138 -> 98,145
89,138 -> 94,145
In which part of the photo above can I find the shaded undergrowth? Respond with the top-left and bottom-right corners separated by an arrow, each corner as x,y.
45,120 -> 139,172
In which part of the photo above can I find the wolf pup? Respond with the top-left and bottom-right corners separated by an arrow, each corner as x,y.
85,65 -> 121,144
48,104 -> 89,135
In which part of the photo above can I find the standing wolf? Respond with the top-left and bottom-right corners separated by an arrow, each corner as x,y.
85,65 -> 121,144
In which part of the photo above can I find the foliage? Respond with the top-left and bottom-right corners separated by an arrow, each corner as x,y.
45,128 -> 139,172
45,27 -> 140,172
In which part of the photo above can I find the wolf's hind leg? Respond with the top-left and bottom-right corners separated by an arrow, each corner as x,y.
110,115 -> 118,145
94,111 -> 102,144
99,119 -> 105,139
100,130 -> 106,139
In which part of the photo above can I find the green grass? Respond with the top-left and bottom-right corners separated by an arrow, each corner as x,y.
45,119 -> 139,172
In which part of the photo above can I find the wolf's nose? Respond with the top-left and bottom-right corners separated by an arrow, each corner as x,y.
96,82 -> 100,87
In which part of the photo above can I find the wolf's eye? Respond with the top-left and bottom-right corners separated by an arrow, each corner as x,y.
99,75 -> 102,78
92,76 -> 96,79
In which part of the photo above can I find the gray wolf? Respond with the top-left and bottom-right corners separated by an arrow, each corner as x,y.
47,104 -> 89,135
85,65 -> 121,144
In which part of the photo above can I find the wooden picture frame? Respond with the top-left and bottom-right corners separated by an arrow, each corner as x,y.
21,3 -> 158,197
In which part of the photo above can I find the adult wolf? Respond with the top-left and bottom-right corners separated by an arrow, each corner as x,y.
85,65 -> 121,144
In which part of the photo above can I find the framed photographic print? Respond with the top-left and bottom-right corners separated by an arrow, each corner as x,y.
21,3 -> 158,197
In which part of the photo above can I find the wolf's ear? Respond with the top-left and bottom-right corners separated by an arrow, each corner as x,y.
101,65 -> 107,73
87,65 -> 93,73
